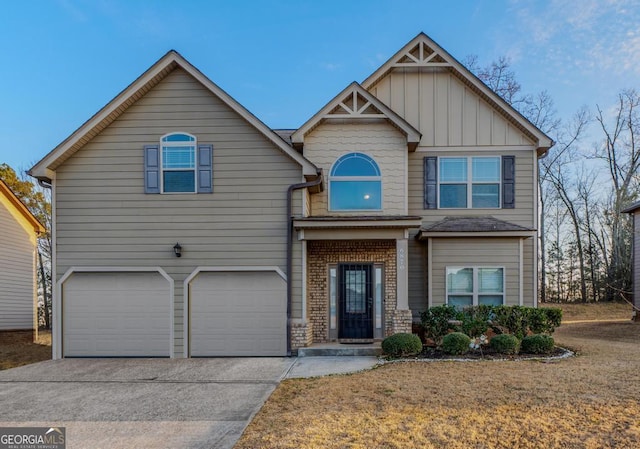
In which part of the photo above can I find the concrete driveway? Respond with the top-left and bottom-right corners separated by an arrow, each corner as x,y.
0,358 -> 296,449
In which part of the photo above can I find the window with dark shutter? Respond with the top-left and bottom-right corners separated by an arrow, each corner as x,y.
424,156 -> 437,209
144,134 -> 213,194
144,145 -> 160,194
424,155 -> 516,209
197,144 -> 213,193
502,155 -> 515,209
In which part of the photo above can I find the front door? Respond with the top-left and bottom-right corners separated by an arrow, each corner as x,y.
338,263 -> 374,339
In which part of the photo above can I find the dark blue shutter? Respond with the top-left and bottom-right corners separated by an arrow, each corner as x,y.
424,156 -> 437,209
144,145 -> 160,194
502,155 -> 515,209
197,144 -> 213,193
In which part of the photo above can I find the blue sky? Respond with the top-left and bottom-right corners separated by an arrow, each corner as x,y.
1,0 -> 639,173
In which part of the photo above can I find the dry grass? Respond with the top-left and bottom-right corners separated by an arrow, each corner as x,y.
0,330 -> 51,370
237,304 -> 640,449
540,300 -> 634,322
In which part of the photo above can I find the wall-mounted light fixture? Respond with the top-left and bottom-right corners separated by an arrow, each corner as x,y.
173,242 -> 182,257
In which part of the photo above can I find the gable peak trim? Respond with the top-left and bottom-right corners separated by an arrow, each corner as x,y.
291,81 -> 421,151
362,32 -> 554,154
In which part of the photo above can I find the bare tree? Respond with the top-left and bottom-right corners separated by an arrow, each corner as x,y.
464,54 -> 562,303
594,89 -> 640,301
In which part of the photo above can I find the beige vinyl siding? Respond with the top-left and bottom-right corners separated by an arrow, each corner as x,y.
523,237 -> 535,307
408,148 -> 536,228
0,201 -> 36,330
303,121 -> 407,216
54,68 -> 304,356
369,69 -> 534,147
407,230 -> 426,318
430,238 -> 524,307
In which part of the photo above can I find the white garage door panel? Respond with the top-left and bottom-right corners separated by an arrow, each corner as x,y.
190,271 -> 286,356
63,272 -> 171,357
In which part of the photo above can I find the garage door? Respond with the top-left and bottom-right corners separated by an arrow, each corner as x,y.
63,272 -> 171,357
189,271 -> 286,356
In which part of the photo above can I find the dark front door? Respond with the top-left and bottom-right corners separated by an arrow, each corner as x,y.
338,263 -> 374,339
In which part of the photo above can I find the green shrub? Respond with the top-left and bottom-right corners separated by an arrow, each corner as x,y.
491,306 -> 530,339
489,334 -> 520,354
420,305 -> 459,345
441,332 -> 471,355
457,305 -> 494,337
521,334 -> 555,354
543,308 -> 562,332
528,308 -> 562,334
382,333 -> 423,357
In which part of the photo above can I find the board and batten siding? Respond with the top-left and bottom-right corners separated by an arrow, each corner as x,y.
54,68 -> 306,356
0,200 -> 36,330
303,121 -> 407,216
430,238 -> 524,307
369,68 -> 534,148
408,148 -> 537,229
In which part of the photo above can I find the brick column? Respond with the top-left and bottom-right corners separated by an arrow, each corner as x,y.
396,238 -> 408,309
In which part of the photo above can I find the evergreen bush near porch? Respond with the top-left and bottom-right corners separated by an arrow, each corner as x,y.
382,333 -> 423,357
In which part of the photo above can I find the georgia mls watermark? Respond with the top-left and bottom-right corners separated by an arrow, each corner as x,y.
0,427 -> 65,449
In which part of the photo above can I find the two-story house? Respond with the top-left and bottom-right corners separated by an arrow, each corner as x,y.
30,33 -> 552,358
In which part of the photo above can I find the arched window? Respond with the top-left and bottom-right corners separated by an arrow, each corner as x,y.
329,153 -> 382,210
161,132 -> 196,193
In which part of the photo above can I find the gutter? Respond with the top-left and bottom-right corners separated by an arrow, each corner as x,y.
286,170 -> 323,356
37,178 -> 52,189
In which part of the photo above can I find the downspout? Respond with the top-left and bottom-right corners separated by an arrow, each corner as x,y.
286,170 -> 322,356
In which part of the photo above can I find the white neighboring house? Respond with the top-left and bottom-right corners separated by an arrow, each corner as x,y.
0,179 -> 45,340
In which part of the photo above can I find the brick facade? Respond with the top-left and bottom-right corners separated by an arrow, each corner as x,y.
307,240 -> 403,342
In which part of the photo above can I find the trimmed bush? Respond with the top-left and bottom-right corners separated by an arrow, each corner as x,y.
521,334 -> 555,354
457,305 -> 493,337
420,305 -> 459,345
382,333 -> 423,357
489,334 -> 520,354
491,306 -> 529,339
441,332 -> 471,355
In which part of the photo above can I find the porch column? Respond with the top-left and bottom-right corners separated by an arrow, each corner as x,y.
396,238 -> 408,309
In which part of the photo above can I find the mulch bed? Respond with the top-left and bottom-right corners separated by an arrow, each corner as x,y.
387,345 -> 571,361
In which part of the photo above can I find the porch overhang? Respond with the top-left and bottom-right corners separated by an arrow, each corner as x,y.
416,216 -> 536,240
294,215 -> 422,240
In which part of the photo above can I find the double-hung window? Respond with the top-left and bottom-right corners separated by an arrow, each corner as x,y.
446,267 -> 505,308
439,157 -> 500,208
143,133 -> 213,194
161,133 -> 196,193
424,155 -> 514,209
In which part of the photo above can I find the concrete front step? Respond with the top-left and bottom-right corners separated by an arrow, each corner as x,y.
297,343 -> 382,357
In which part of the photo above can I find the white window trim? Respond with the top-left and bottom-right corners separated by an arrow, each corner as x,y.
160,132 -> 197,194
437,156 -> 501,209
328,153 -> 383,212
445,266 -> 505,307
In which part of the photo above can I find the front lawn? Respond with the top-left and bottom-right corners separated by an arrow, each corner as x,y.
236,303 -> 640,449
0,330 -> 51,370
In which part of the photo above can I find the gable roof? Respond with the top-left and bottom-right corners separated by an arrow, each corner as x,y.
291,82 -> 422,151
0,179 -> 45,236
362,33 -> 554,156
29,50 -> 319,182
